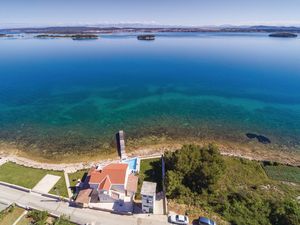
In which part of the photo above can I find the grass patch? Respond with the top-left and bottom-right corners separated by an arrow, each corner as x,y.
68,170 -> 88,194
136,157 -> 162,199
68,170 -> 87,187
219,157 -> 270,191
263,164 -> 300,183
0,205 -> 25,225
0,162 -> 68,197
16,216 -> 32,225
49,176 -> 68,198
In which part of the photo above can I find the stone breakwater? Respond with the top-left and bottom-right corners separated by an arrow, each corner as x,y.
0,156 -> 117,173
0,151 -> 164,173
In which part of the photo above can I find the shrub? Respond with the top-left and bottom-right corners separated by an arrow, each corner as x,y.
269,200 -> 300,225
27,210 -> 48,225
54,215 -> 73,225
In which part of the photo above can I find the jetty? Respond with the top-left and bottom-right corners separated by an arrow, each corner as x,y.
116,130 -> 127,160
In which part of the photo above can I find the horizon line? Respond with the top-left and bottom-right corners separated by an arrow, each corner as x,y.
2,23 -> 300,30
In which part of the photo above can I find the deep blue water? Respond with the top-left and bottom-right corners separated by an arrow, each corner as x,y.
0,33 -> 300,155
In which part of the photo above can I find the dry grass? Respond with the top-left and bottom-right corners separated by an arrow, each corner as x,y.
168,200 -> 229,225
0,206 -> 25,225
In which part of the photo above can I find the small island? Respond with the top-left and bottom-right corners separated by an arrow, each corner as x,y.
35,34 -> 99,40
0,34 -> 14,38
137,34 -> 155,41
71,34 -> 99,40
269,32 -> 298,38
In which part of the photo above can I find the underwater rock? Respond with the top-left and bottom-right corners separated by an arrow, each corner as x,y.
246,133 -> 271,144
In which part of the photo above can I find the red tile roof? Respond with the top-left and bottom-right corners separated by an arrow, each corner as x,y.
98,176 -> 112,191
89,163 -> 128,189
126,173 -> 138,193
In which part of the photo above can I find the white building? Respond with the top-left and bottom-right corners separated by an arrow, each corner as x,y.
141,181 -> 157,213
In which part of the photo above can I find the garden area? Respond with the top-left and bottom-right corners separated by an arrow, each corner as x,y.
136,157 -> 162,199
0,205 -> 25,225
0,205 -> 74,225
0,162 -> 68,197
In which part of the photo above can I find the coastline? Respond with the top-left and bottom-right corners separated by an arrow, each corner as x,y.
1,138 -> 300,170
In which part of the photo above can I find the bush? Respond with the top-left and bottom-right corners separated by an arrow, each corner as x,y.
216,191 -> 271,225
27,210 -> 48,225
269,200 -> 300,225
54,215 -> 73,225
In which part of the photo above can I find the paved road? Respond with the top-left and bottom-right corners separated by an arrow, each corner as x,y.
0,185 -> 168,225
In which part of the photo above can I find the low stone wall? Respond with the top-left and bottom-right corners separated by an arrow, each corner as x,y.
0,181 -> 31,193
0,181 -> 69,203
1,156 -> 119,173
88,204 -> 133,215
40,192 -> 70,202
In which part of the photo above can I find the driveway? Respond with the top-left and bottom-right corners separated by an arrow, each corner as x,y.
0,184 -> 169,225
32,174 -> 61,193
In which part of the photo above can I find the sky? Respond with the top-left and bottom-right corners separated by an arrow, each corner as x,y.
1,0 -> 300,28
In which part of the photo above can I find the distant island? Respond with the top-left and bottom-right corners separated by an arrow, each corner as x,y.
35,34 -> 98,40
0,34 -> 14,38
269,32 -> 298,38
2,25 -> 300,35
137,34 -> 155,40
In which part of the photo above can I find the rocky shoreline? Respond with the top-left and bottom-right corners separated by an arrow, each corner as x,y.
1,141 -> 300,172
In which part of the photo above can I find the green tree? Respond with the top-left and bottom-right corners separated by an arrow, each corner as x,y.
165,144 -> 225,199
269,200 -> 300,225
165,170 -> 183,198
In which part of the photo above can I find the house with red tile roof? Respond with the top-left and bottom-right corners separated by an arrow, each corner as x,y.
75,162 -> 138,209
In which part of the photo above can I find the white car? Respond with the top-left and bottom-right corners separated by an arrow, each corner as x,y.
169,214 -> 189,225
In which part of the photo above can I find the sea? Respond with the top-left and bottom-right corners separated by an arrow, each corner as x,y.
0,32 -> 300,155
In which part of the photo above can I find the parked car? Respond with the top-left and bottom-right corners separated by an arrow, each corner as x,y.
198,217 -> 216,225
169,214 -> 189,224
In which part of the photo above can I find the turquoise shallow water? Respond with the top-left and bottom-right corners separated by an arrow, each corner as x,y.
0,33 -> 300,155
